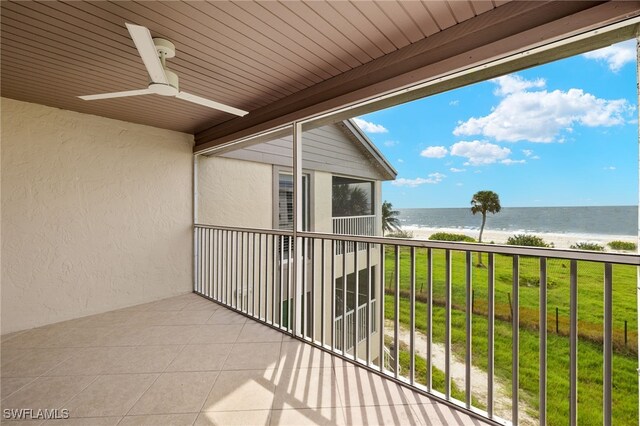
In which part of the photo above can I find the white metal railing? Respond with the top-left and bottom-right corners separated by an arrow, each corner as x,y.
194,224 -> 640,426
334,300 -> 377,352
383,346 -> 399,374
333,215 -> 376,254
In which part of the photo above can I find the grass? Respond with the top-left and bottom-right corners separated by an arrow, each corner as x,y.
381,246 -> 638,425
383,247 -> 637,352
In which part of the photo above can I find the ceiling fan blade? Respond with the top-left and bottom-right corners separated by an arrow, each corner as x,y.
78,88 -> 152,101
125,23 -> 168,85
176,92 -> 248,116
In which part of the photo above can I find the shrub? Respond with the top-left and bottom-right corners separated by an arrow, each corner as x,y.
386,230 -> 414,239
506,234 -> 550,247
428,232 -> 475,242
570,242 -> 605,251
608,240 -> 637,251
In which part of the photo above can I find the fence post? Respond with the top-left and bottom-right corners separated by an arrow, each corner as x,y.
472,289 -> 475,314
507,292 -> 512,321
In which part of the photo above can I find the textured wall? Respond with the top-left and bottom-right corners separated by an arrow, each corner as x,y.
197,156 -> 272,229
1,98 -> 194,334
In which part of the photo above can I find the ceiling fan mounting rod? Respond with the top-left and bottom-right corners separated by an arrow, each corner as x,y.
159,51 -> 167,68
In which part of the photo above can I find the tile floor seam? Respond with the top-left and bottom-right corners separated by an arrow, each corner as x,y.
120,343 -> 187,420
266,339 -> 285,415
331,363 -> 349,425
117,412 -> 200,426
197,311 -> 248,414
56,374 -> 101,414
408,402 -> 429,426
20,347 -> 81,382
0,376 -> 39,401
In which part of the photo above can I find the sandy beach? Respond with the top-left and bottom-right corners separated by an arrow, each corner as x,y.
401,225 -> 636,251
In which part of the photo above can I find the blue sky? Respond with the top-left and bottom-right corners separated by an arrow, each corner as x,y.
354,40 -> 638,209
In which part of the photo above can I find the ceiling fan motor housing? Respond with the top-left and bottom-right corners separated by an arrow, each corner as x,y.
148,38 -> 179,96
149,69 -> 179,96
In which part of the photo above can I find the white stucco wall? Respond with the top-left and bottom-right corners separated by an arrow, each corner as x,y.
197,155 -> 272,228
1,98 -> 194,334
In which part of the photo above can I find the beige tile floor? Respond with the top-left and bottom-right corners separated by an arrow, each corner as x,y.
1,293 -> 485,425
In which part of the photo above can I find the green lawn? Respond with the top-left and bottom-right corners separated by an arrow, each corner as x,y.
381,246 -> 638,425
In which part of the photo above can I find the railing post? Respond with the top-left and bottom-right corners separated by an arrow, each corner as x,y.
342,240 -> 348,355
380,243 -> 385,372
394,245 -> 400,378
569,260 -> 578,426
488,252 -> 495,418
465,250 -> 472,409
540,257 -> 548,426
366,242 -> 372,365
331,240 -> 336,350
355,242 -> 360,360
445,249 -> 451,399
603,262 -> 613,426
321,239 -> 326,346
426,248 -> 433,391
512,255 -> 520,425
271,234 -> 276,324
410,247 -> 416,385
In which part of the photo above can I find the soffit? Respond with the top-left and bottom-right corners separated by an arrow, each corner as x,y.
1,0 -> 508,134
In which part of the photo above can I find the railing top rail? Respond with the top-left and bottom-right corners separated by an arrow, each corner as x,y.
298,230 -> 640,265
194,223 -> 293,237
194,223 -> 640,266
332,215 -> 377,220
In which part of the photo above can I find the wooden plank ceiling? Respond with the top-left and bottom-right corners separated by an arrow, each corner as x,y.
3,1 -> 639,150
1,0 -> 507,134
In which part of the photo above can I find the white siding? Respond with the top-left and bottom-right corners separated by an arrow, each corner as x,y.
220,124 -> 387,181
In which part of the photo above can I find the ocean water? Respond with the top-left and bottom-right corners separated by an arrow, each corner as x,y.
397,206 -> 638,236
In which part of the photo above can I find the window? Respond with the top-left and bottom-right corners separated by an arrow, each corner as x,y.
332,176 -> 374,217
335,266 -> 376,317
278,173 -> 309,231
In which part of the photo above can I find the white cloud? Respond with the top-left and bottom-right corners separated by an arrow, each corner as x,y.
456,183 -> 463,187
453,83 -> 633,143
501,159 -> 526,165
353,117 -> 388,133
392,173 -> 446,187
604,166 -> 616,170
420,146 -> 448,158
449,100 -> 459,106
522,150 -> 540,160
450,140 -> 511,166
384,140 -> 399,147
583,40 -> 635,72
449,167 -> 466,173
397,158 -> 404,163
492,75 -> 545,96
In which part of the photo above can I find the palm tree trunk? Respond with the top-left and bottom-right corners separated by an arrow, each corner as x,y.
477,213 -> 487,265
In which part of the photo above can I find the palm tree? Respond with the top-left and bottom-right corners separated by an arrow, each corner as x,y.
332,185 -> 370,217
382,201 -> 401,236
471,190 -> 501,266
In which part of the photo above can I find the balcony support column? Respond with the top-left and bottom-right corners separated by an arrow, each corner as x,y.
293,122 -> 303,336
636,33 -> 640,423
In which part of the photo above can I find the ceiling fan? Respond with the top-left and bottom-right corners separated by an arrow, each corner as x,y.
78,23 -> 248,117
